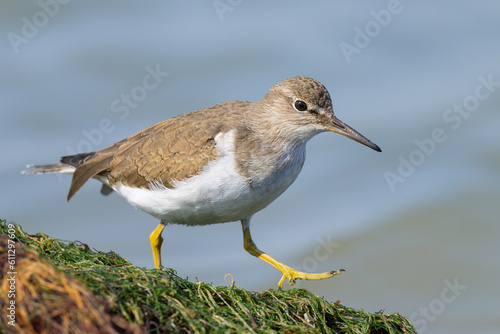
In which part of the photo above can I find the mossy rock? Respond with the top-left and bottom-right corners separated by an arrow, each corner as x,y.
0,220 -> 416,333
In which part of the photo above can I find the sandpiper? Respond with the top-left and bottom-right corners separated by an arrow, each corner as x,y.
25,76 -> 381,288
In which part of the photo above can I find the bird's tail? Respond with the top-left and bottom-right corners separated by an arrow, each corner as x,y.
22,151 -> 115,198
22,152 -> 96,175
22,162 -> 76,175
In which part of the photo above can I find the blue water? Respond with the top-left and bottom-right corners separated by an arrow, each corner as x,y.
2,2 -> 500,332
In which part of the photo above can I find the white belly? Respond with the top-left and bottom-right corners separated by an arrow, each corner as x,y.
112,130 -> 305,225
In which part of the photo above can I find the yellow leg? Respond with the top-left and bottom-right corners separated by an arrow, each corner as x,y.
149,222 -> 166,269
241,219 -> 343,288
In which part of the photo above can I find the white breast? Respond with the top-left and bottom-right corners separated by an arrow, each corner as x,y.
113,130 -> 305,226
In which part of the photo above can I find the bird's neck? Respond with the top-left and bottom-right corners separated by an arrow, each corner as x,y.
234,118 -> 308,189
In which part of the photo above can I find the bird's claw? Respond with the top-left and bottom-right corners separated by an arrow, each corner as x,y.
277,267 -> 344,289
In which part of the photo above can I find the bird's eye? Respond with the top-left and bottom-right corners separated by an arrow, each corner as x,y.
294,100 -> 307,112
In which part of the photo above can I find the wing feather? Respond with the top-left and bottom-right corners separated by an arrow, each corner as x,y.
66,101 -> 249,199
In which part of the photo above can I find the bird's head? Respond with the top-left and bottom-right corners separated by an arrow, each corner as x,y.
259,76 -> 381,152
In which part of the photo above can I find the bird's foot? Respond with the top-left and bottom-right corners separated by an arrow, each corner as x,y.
277,265 -> 344,289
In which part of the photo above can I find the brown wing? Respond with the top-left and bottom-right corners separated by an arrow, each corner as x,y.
107,113 -> 224,189
67,101 -> 249,200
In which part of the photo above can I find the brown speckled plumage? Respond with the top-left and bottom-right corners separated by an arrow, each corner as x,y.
29,76 -> 380,202
67,101 -> 249,200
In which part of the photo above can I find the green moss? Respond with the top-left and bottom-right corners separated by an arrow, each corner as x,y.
0,220 -> 416,333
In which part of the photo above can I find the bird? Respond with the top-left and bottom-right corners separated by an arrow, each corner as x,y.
24,76 -> 381,288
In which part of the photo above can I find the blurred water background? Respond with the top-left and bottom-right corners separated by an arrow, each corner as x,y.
1,1 -> 499,332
